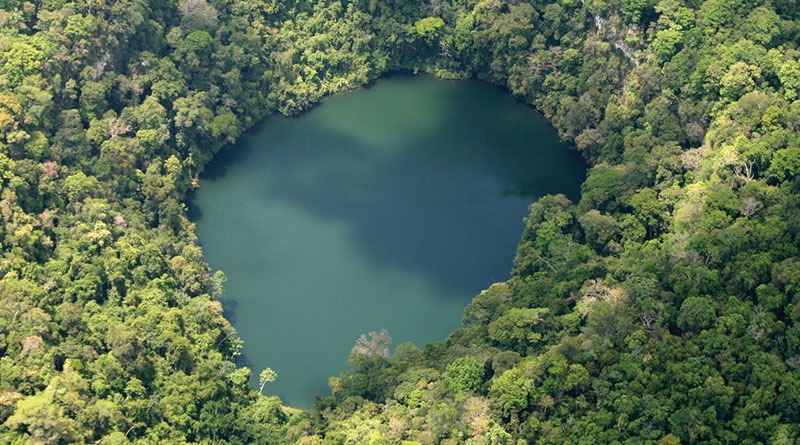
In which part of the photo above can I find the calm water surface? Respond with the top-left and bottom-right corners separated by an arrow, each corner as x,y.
191,74 -> 584,407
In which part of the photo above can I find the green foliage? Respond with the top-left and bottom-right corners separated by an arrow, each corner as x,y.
444,357 -> 485,393
489,368 -> 529,419
415,17 -> 445,40
579,209 -> 619,251
766,147 -> 800,183
677,296 -> 717,332
488,308 -> 550,351
1,0 -> 799,442
652,25 -> 684,63
184,30 -> 213,54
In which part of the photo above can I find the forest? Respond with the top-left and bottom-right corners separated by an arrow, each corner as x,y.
0,0 -> 799,443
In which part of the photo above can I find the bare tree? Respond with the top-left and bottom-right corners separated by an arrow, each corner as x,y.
641,309 -> 659,330
179,0 -> 218,29
733,158 -> 756,184
741,196 -> 762,218
351,330 -> 391,359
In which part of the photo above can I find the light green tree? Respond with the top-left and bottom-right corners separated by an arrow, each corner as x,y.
258,368 -> 277,394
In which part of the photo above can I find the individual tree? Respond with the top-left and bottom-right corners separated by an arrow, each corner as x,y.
488,307 -> 550,351
489,368 -> 529,419
677,296 -> 717,332
445,356 -> 485,393
258,367 -> 277,394
351,330 -> 391,360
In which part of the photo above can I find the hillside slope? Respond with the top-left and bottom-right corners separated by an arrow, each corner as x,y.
0,0 -> 798,443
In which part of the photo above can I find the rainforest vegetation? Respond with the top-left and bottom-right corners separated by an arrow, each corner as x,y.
0,0 -> 799,443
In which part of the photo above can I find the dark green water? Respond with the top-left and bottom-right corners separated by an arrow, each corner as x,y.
191,74 -> 584,407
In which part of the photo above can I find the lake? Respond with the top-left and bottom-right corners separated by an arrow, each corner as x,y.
191,74 -> 584,407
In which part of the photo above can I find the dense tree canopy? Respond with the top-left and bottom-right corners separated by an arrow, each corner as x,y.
0,0 -> 798,443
